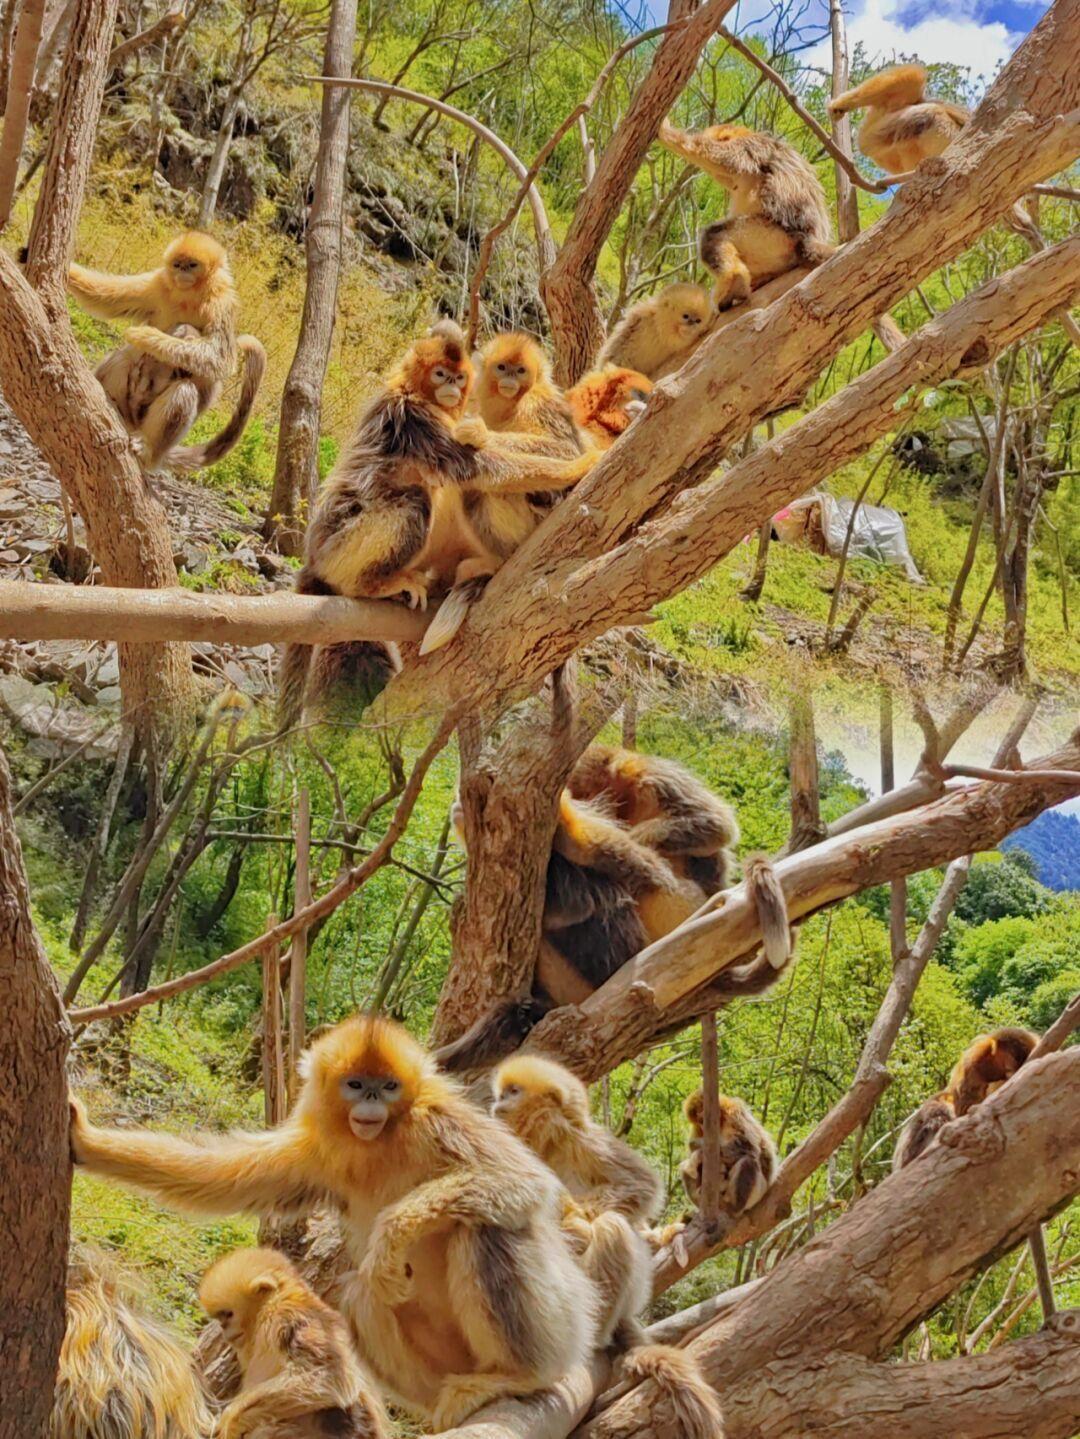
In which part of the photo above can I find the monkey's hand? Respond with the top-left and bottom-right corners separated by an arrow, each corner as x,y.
454,417 -> 490,450
359,1229 -> 414,1305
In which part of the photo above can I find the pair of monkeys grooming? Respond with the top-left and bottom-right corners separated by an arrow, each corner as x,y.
439,741 -> 795,1074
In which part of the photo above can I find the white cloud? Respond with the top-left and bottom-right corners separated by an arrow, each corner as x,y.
808,0 -> 1017,81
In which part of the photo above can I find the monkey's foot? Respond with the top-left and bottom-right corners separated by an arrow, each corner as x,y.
432,1374 -> 531,1429
393,573 -> 430,611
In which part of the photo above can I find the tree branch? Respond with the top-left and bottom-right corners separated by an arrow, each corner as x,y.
0,581 -> 430,647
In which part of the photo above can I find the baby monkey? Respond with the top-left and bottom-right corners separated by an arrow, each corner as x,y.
679,1088 -> 777,1215
566,366 -> 654,449
659,121 -> 833,309
597,283 -> 713,379
199,1247 -> 386,1439
491,1057 -> 725,1438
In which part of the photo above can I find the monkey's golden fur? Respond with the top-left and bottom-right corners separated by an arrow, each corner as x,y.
492,1058 -> 725,1436
493,1055 -> 663,1224
279,322 -> 596,716
597,283 -> 713,378
893,1027 -> 1039,1170
948,1026 -> 1038,1114
569,744 -> 792,967
51,1245 -> 209,1439
827,64 -> 969,176
198,1247 -> 385,1439
566,366 -> 653,449
892,1091 -> 955,1171
71,1015 -> 597,1430
68,232 -> 264,473
679,1089 -> 777,1214
420,332 -> 589,653
659,122 -> 833,308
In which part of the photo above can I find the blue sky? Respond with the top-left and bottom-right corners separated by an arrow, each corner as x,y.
642,0 -> 1050,80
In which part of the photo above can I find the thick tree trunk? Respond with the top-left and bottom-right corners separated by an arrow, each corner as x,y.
540,0 -> 734,383
265,0 -> 357,555
0,745 -> 71,1439
0,0 -> 47,228
580,1050 -> 1080,1439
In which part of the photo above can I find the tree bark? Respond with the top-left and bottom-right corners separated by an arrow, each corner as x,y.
265,0 -> 357,555
787,690 -> 824,851
0,0 -> 47,228
580,1050 -> 1080,1439
0,255 -> 196,740
0,744 -> 71,1439
540,0 -> 734,384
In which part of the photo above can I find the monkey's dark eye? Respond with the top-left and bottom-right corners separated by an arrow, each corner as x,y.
218,1310 -> 233,1321
496,363 -> 506,372
346,1079 -> 364,1091
383,1079 -> 401,1094
502,1085 -> 520,1098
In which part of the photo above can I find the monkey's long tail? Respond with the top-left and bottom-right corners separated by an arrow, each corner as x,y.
169,335 -> 267,474
419,577 -> 487,655
55,1245 -> 210,1439
621,1344 -> 725,1439
433,997 -> 552,1073
277,640 -> 400,733
744,853 -> 792,969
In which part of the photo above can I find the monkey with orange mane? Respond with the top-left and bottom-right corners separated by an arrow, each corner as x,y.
67,231 -> 265,473
566,366 -> 653,450
278,321 -> 596,719
71,1015 -> 598,1430
418,331 -> 588,653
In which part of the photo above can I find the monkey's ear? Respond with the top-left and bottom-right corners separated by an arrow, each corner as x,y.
252,1274 -> 280,1294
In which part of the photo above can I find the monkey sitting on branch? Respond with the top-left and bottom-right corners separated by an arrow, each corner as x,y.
678,1087 -> 777,1214
437,769 -> 796,1072
893,1026 -> 1039,1169
826,64 -> 970,178
52,1244 -> 210,1439
277,321 -> 597,723
67,231 -> 266,474
566,366 -> 654,450
71,1015 -> 599,1431
199,1247 -> 387,1439
658,121 -> 834,309
436,790 -> 707,1072
490,1056 -> 725,1437
597,282 -> 713,378
418,331 -> 589,654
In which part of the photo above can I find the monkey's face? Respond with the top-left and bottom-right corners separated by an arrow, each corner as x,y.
491,354 -> 534,400
300,1014 -> 427,1145
168,253 -> 206,290
427,359 -> 471,414
337,1071 -> 406,1140
659,286 -> 712,344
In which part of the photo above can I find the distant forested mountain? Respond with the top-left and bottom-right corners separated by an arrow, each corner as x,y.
1002,809 -> 1080,892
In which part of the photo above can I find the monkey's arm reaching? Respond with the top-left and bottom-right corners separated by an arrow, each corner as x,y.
67,265 -> 162,323
658,121 -> 759,185
578,1135 -> 665,1224
445,425 -> 597,495
69,1098 -> 328,1217
125,322 -> 235,382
